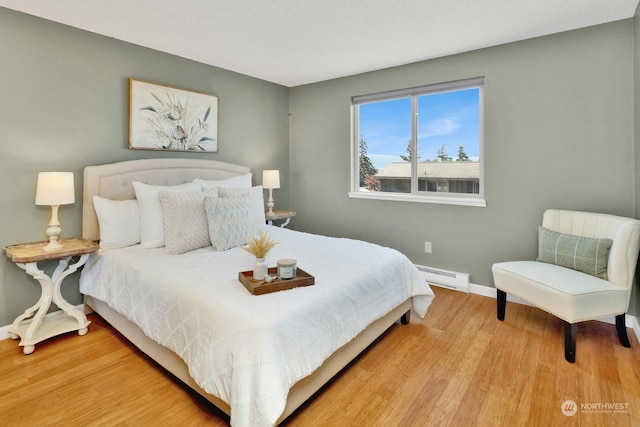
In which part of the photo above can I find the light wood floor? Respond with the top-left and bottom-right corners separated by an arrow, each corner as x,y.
1,287 -> 639,426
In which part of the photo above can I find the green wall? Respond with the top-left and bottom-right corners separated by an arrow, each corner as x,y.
2,6 -> 639,328
289,21 -> 638,312
0,8 -> 290,326
634,10 -> 640,316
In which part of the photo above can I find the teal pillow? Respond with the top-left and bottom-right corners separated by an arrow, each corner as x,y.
537,227 -> 612,280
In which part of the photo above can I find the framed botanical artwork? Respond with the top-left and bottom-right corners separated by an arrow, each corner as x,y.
129,78 -> 218,152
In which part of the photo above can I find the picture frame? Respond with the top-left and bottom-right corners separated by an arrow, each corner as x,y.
129,78 -> 218,152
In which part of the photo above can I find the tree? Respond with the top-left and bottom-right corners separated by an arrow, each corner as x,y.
457,145 -> 470,162
437,144 -> 452,162
364,174 -> 380,191
359,137 -> 378,187
400,140 -> 419,163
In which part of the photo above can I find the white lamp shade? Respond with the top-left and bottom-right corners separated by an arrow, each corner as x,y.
35,172 -> 75,206
262,170 -> 281,189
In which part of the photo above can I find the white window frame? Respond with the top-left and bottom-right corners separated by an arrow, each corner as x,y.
349,77 -> 486,207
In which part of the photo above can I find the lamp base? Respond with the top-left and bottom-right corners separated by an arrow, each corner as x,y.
42,238 -> 63,252
266,189 -> 275,217
43,220 -> 63,252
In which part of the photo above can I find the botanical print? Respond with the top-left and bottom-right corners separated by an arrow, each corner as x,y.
129,79 -> 218,152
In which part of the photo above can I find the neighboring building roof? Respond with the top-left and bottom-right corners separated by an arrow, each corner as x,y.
376,161 -> 480,179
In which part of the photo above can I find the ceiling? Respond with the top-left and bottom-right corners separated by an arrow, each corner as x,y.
1,0 -> 638,87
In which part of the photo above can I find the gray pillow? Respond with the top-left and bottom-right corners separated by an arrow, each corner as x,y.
158,190 -> 217,254
205,186 -> 265,251
537,226 -> 612,279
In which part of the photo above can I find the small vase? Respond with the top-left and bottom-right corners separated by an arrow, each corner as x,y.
253,257 -> 268,280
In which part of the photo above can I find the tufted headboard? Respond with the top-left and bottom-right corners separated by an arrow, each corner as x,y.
82,158 -> 251,241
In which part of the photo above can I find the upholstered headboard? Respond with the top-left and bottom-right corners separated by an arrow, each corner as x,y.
82,158 -> 251,241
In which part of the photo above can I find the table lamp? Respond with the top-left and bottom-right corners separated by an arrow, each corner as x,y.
35,172 -> 75,252
262,170 -> 280,217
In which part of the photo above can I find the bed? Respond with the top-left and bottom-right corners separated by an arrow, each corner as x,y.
79,157 -> 435,426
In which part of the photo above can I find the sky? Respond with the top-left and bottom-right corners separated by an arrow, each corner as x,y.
359,88 -> 480,171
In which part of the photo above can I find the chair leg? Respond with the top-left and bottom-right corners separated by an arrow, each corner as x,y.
497,289 -> 506,321
615,314 -> 631,348
564,321 -> 577,363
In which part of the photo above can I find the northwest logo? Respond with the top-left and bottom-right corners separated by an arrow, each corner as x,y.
561,400 -> 578,416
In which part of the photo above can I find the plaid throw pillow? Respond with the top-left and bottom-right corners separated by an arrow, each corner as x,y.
537,226 -> 612,280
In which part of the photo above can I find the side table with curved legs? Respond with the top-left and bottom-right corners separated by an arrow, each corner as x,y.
4,238 -> 98,354
266,209 -> 296,228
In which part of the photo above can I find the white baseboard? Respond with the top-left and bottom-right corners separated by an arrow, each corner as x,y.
467,282 -> 640,344
469,282 -> 496,298
0,304 -> 86,341
629,315 -> 640,344
0,324 -> 11,340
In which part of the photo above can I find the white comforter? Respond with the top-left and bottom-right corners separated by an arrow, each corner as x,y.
80,226 -> 434,426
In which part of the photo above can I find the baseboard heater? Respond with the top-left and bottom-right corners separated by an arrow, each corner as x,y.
415,265 -> 470,293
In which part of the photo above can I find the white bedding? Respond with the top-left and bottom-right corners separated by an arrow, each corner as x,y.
80,226 -> 434,426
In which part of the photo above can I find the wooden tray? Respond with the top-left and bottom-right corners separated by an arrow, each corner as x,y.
238,267 -> 314,295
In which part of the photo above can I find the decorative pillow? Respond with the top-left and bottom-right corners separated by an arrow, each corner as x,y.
204,186 -> 265,251
537,226 -> 613,279
195,173 -> 252,191
158,190 -> 218,254
93,196 -> 140,249
133,181 -> 201,248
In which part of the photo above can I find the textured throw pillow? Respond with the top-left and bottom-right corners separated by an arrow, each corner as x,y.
537,226 -> 613,279
195,173 -> 252,191
133,181 -> 201,248
93,196 -> 141,249
205,186 -> 265,251
158,190 -> 217,254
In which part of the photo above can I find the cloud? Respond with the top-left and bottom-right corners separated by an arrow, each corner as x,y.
420,117 -> 460,138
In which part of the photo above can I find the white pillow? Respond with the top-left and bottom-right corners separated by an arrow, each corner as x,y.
133,181 -> 201,248
205,186 -> 265,251
158,190 -> 217,254
195,173 -> 252,191
93,195 -> 140,249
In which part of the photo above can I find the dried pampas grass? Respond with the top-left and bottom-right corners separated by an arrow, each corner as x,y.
243,230 -> 278,258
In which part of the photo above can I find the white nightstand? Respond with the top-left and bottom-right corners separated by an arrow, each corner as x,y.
266,210 -> 296,228
4,238 -> 98,354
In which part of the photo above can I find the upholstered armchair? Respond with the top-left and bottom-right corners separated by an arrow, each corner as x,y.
492,209 -> 640,363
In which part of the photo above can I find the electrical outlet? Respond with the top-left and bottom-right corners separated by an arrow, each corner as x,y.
424,241 -> 432,253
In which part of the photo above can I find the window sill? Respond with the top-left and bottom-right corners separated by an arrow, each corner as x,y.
348,191 -> 487,207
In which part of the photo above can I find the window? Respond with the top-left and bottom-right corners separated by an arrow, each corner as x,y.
350,77 -> 485,207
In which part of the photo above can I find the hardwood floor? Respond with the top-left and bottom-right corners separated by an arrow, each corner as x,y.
1,287 -> 639,426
